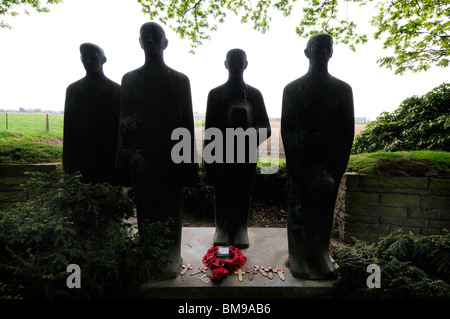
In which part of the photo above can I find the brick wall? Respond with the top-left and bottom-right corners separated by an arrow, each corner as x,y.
0,163 -> 62,209
335,172 -> 450,243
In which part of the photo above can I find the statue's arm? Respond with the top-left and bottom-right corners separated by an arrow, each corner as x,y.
204,90 -> 221,131
253,89 -> 271,145
115,74 -> 134,186
281,85 -> 300,160
62,85 -> 77,173
338,85 -> 355,176
203,90 -> 221,181
181,75 -> 198,185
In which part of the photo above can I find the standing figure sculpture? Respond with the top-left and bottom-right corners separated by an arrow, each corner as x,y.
115,22 -> 197,279
204,49 -> 271,248
63,43 -> 120,185
281,34 -> 354,279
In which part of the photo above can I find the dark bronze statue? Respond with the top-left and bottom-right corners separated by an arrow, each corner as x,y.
204,48 -> 271,248
115,22 -> 197,279
63,43 -> 120,185
281,34 -> 354,279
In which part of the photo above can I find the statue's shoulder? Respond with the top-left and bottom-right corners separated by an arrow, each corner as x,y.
121,67 -> 143,84
331,76 -> 353,93
246,84 -> 262,95
166,66 -> 191,85
208,83 -> 227,97
283,75 -> 307,94
244,84 -> 265,105
104,76 -> 120,89
66,78 -> 84,93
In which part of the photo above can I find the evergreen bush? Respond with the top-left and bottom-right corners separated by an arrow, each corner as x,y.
352,83 -> 450,154
331,229 -> 450,298
0,169 -> 172,299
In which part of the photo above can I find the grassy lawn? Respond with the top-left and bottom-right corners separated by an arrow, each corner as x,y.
347,150 -> 450,178
194,119 -> 205,127
0,113 -> 63,139
0,113 -> 63,164
259,151 -> 450,177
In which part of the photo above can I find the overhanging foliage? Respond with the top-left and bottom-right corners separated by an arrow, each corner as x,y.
137,0 -> 450,74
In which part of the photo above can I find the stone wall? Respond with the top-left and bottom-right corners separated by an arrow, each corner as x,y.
335,172 -> 450,243
0,163 -> 62,209
2,164 -> 449,245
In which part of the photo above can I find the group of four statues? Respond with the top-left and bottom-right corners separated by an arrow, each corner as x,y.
63,22 -> 354,280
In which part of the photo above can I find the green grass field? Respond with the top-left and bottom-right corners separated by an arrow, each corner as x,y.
0,113 -> 63,164
0,113 -> 63,139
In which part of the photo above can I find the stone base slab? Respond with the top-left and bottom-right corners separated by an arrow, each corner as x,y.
143,227 -> 336,299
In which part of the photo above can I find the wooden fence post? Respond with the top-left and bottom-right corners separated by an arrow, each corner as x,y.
46,114 -> 49,131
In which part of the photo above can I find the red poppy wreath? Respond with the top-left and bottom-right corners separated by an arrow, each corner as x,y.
202,246 -> 247,281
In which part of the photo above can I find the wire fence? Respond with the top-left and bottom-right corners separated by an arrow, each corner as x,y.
0,113 -> 63,134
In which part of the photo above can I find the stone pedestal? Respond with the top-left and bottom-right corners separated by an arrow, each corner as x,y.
143,227 -> 336,299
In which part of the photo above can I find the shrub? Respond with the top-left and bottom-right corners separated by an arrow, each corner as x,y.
0,169 -> 172,298
331,229 -> 450,298
352,83 -> 450,154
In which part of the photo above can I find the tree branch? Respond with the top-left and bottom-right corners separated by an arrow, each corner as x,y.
414,0 -> 422,11
181,0 -> 203,24
325,0 -> 335,31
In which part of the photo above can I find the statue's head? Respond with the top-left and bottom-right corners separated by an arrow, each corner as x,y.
139,22 -> 168,55
304,33 -> 333,66
225,48 -> 248,76
80,43 -> 106,74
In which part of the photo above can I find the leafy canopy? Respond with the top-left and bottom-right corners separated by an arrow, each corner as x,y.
373,0 -> 450,74
0,0 -> 62,29
137,0 -> 450,74
2,1 -> 449,73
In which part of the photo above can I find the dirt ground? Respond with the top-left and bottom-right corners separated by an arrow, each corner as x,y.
182,201 -> 287,228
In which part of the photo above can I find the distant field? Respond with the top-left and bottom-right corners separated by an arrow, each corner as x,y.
267,121 -> 367,137
0,113 -> 63,141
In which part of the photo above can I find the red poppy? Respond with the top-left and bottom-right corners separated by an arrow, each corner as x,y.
202,246 -> 247,282
211,268 -> 229,281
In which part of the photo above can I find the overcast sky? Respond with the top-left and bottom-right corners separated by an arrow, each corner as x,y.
0,0 -> 448,120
